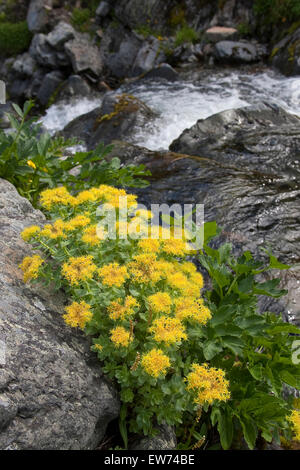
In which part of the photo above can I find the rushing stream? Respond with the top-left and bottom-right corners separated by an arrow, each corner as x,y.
42,69 -> 300,150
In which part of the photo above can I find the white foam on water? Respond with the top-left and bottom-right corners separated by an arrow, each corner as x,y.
41,97 -> 102,135
41,70 -> 300,150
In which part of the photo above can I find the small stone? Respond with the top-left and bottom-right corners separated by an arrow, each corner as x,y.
204,26 -> 238,43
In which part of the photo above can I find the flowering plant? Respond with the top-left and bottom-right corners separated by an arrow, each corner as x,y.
20,185 -> 300,449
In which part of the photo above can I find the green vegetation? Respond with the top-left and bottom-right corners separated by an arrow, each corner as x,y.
174,25 -> 199,47
237,22 -> 252,37
254,0 -> 300,26
169,4 -> 186,27
20,199 -> 300,449
0,101 -> 150,207
71,7 -> 92,32
0,21 -> 32,56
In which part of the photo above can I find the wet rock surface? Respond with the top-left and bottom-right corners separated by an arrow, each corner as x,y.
271,27 -> 300,77
0,179 -> 119,449
62,92 -> 156,148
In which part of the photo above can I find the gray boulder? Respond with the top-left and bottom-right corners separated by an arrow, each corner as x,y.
142,63 -> 179,81
65,35 -> 103,78
132,38 -> 161,76
214,40 -> 258,63
271,27 -> 300,76
0,179 -> 120,449
54,75 -> 92,103
105,34 -> 142,79
27,0 -> 53,33
62,93 -> 156,148
12,53 -> 37,78
47,22 -> 76,50
132,425 -> 177,450
36,70 -> 65,106
96,1 -> 111,19
29,33 -> 70,69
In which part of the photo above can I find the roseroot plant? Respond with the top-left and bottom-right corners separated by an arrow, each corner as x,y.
19,185 -> 300,450
0,101 -> 150,206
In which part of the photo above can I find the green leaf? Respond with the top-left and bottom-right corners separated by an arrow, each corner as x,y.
203,340 -> 223,360
221,336 -> 244,356
239,415 -> 258,450
203,221 -> 219,245
269,254 -> 291,270
217,408 -> 233,450
210,305 -> 235,326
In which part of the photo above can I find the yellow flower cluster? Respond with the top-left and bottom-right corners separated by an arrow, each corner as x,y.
175,297 -> 211,324
110,326 -> 132,347
62,256 -> 97,285
41,219 -> 66,239
40,187 -> 76,210
186,363 -> 230,405
288,410 -> 300,441
161,238 -> 188,257
138,238 -> 160,253
108,296 -> 139,321
98,262 -> 128,287
149,316 -> 187,345
129,253 -> 161,284
21,225 -> 41,242
147,292 -> 172,314
64,214 -> 91,231
19,255 -> 44,283
141,348 -> 171,378
64,301 -> 93,329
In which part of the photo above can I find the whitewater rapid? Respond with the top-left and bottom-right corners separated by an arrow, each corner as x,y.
41,70 -> 300,151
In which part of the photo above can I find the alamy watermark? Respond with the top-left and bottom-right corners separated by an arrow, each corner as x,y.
95,197 -> 205,251
0,80 -> 6,105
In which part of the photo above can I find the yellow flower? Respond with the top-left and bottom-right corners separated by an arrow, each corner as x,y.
110,326 -> 132,347
19,255 -> 44,283
94,343 -> 103,352
138,238 -> 160,253
108,296 -> 139,321
21,225 -> 40,242
40,187 -> 76,210
27,160 -> 36,170
81,225 -> 105,246
150,316 -> 187,345
40,219 -> 66,239
62,255 -> 96,285
129,254 -> 161,284
288,410 -> 300,441
186,363 -> 230,406
64,214 -> 91,231
141,348 -> 171,378
167,272 -> 189,290
128,217 -> 149,238
75,187 -> 105,205
63,301 -> 93,329
161,238 -> 188,256
180,261 -> 197,276
190,272 -> 204,290
155,260 -> 177,278
98,262 -> 128,287
147,292 -> 172,314
175,297 -> 211,324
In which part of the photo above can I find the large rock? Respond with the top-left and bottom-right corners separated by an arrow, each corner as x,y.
27,0 -> 53,33
62,93 -> 156,148
65,35 -> 103,78
47,22 -> 76,50
29,33 -> 70,69
36,70 -> 65,106
271,27 -> 300,76
0,179 -> 119,449
214,40 -> 258,63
